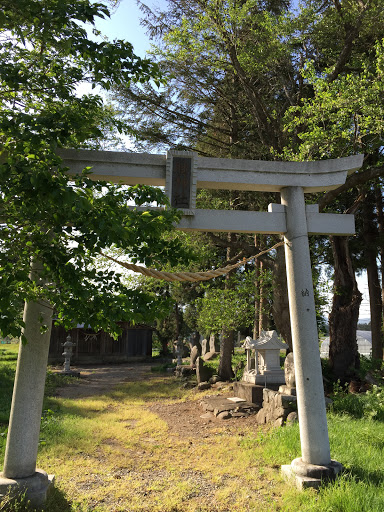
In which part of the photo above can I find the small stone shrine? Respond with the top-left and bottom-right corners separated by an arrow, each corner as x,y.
242,330 -> 288,385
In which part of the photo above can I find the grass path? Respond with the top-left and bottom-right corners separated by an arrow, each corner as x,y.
38,364 -> 287,511
2,345 -> 384,512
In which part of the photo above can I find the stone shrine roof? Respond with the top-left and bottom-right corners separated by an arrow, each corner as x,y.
243,331 -> 288,350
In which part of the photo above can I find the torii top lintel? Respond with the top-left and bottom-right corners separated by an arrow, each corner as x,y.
59,149 -> 363,194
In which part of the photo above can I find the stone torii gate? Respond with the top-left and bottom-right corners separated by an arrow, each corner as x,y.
0,149 -> 363,501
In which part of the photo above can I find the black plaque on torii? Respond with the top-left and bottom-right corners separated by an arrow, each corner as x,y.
171,157 -> 191,209
165,151 -> 196,211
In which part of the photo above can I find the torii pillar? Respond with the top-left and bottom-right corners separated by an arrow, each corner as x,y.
279,187 -> 340,488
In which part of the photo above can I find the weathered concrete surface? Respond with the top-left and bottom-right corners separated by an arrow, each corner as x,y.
0,261 -> 54,506
282,458 -> 343,490
2,264 -> 53,479
0,470 -> 54,507
233,381 -> 279,404
199,396 -> 260,418
59,149 -> 363,193
281,186 -> 331,466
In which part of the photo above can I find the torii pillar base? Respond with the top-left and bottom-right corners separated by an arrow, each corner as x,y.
281,458 -> 343,490
0,470 -> 54,507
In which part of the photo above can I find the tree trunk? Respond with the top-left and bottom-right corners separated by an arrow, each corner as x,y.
328,236 -> 362,380
272,244 -> 292,349
160,336 -> 169,356
174,303 -> 181,339
363,194 -> 383,360
258,260 -> 269,334
157,321 -> 170,356
218,330 -> 235,380
191,331 -> 202,353
366,256 -> 383,359
218,232 -> 235,381
375,184 -> 384,359
253,257 -> 260,339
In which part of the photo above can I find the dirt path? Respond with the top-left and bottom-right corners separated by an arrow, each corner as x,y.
53,362 -> 158,398
53,363 -> 265,439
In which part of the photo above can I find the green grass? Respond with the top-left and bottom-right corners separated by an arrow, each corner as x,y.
330,384 -> 384,420
0,346 -> 18,428
233,412 -> 384,512
0,344 -> 80,462
150,362 -> 176,372
193,350 -> 384,511
1,344 -> 384,512
278,415 -> 384,512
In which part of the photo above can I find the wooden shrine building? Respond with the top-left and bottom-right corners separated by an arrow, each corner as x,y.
48,322 -> 153,364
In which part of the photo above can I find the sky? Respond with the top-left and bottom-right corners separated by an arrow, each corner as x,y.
77,1 -> 165,97
96,1 -> 165,56
91,0 -> 371,322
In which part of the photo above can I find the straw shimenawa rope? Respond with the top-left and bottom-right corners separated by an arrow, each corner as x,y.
101,241 -> 284,283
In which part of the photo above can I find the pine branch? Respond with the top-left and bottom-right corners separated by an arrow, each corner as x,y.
327,2 -> 369,82
319,164 -> 384,211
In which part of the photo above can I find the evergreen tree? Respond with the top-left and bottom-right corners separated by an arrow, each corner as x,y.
113,0 -> 384,377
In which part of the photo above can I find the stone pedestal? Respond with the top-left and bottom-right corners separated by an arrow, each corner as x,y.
281,457 -> 343,490
255,388 -> 298,426
279,385 -> 296,396
233,381 -> 265,404
243,370 -> 286,385
196,357 -> 214,384
0,469 -> 54,507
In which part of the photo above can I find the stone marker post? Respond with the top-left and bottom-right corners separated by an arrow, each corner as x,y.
280,187 -> 342,487
176,337 -> 183,366
0,261 -> 54,505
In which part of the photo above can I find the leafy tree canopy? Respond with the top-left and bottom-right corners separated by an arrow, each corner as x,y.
196,269 -> 268,336
0,0 -> 188,340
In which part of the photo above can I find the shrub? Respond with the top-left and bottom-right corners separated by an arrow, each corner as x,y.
331,380 -> 384,421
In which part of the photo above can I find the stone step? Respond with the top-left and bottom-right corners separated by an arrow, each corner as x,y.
199,396 -> 261,417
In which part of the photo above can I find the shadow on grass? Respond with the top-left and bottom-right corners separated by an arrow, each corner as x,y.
0,364 -> 15,426
37,374 -> 188,442
49,375 -> 188,416
0,486 -> 77,512
348,466 -> 384,487
44,486 -> 77,512
109,376 -> 188,402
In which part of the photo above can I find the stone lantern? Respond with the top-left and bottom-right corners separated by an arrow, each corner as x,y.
242,330 -> 288,385
61,334 -> 79,376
